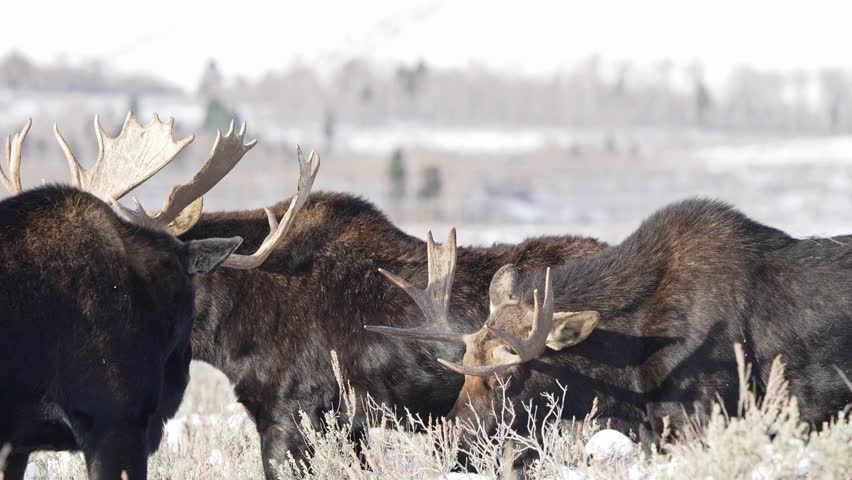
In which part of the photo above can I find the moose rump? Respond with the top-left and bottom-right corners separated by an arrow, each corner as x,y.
0,186 -> 240,479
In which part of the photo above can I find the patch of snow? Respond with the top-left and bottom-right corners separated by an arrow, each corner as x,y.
698,136 -> 852,170
584,429 -> 634,466
208,448 -> 225,468
338,124 -> 580,155
163,416 -> 187,452
797,456 -> 811,478
556,466 -> 586,479
628,463 -> 644,480
23,462 -> 42,480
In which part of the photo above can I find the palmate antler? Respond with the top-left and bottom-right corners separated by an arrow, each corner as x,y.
111,127 -> 321,269
53,112 -> 260,235
1,119 -> 32,195
111,120 -> 257,234
54,111 -> 322,269
54,112 -> 194,203
364,229 -> 466,344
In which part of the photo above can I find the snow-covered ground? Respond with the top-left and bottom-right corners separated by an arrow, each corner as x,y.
699,135 -> 852,170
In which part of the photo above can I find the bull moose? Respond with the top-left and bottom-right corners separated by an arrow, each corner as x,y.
0,114 -> 319,480
368,199 -> 852,449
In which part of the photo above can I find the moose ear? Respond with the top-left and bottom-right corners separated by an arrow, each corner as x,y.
489,264 -> 520,312
546,311 -> 600,350
185,237 -> 244,275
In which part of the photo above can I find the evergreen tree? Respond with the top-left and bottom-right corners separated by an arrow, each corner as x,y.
202,97 -> 240,133
417,165 -> 442,199
387,148 -> 406,199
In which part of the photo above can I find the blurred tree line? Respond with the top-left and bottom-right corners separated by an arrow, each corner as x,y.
218,56 -> 852,133
6,50 -> 852,134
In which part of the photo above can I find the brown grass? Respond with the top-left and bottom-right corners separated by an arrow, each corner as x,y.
8,345 -> 852,479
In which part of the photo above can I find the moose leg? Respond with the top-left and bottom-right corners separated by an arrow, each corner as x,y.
638,421 -> 658,456
351,424 -> 367,464
83,421 -> 147,480
2,452 -> 30,480
259,421 -> 305,480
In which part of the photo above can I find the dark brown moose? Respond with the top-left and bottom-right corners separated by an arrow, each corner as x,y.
0,114 -> 319,480
369,200 -> 852,453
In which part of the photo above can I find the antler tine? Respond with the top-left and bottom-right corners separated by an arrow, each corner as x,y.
2,136 -> 8,189
1,119 -> 31,195
523,268 -> 555,359
114,120 -> 257,234
53,123 -> 82,188
54,112 -> 194,203
490,267 -> 554,362
436,358 -> 516,376
364,229 -> 465,344
220,146 -> 320,269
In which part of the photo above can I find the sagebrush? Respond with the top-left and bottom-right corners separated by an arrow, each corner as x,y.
9,347 -> 852,479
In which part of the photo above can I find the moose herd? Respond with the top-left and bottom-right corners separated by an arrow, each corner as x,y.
1,112 -> 851,479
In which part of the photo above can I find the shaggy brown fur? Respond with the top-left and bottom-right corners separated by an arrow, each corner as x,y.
446,199 -> 852,451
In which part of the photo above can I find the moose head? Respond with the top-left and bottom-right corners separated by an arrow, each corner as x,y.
365,229 -> 599,428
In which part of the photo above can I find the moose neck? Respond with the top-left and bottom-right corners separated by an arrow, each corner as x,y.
541,236 -> 667,322
179,192 -> 430,372
181,204 -> 285,368
525,199 -> 794,325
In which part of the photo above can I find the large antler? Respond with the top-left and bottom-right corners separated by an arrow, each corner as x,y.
112,120 -> 257,234
219,146 -> 320,269
1,119 -> 32,195
364,229 -> 465,344
54,112 -> 194,202
439,267 -> 556,377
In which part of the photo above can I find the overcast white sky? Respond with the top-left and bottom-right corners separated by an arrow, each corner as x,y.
2,0 -> 851,90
